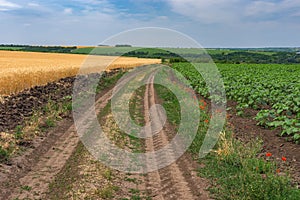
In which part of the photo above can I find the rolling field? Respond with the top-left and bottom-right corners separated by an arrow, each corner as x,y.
71,46 -> 276,56
0,50 -> 160,95
71,46 -> 240,56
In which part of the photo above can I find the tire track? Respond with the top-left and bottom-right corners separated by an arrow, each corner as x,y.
4,88 -> 114,200
144,72 -> 211,200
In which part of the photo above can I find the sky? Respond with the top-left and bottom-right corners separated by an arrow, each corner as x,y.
0,0 -> 300,47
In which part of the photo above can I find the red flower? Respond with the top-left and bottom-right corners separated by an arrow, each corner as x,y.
200,105 -> 205,110
281,156 -> 287,162
204,119 -> 209,123
266,152 -> 272,157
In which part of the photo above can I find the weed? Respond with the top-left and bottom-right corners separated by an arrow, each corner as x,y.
129,188 -> 140,194
103,169 -> 113,180
20,185 -> 32,191
131,195 -> 142,200
125,177 -> 138,183
95,185 -> 119,199
0,132 -> 17,161
45,118 -> 55,128
0,146 -> 9,161
15,125 -> 23,140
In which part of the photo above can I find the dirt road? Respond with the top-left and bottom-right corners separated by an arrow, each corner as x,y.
0,67 -> 211,199
142,72 -> 210,200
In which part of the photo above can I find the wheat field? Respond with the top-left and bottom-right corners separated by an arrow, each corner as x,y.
0,50 -> 160,95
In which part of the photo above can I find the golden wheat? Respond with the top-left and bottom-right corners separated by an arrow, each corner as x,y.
0,50 -> 160,95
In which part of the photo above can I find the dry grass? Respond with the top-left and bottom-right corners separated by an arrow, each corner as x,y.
213,132 -> 234,158
0,50 -> 160,95
0,132 -> 17,156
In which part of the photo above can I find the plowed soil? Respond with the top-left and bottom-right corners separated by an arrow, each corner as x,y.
0,71 -> 117,132
0,77 -> 74,132
0,75 -> 116,199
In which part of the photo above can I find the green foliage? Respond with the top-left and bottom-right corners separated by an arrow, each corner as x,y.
96,71 -> 125,93
172,63 -> 300,141
199,133 -> 300,200
154,84 -> 181,125
154,69 -> 299,199
1,44 -> 299,64
211,51 -> 300,64
45,118 -> 55,127
95,185 -> 119,199
115,44 -> 132,47
0,146 -> 9,162
2,44 -> 299,64
72,47 -> 300,64
236,103 -> 249,116
0,44 -> 76,53
15,125 -> 24,140
20,185 -> 32,191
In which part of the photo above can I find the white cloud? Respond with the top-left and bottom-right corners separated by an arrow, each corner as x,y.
245,0 -> 300,18
165,0 -> 240,23
0,0 -> 21,11
27,2 -> 40,7
72,0 -> 115,10
157,15 -> 168,20
63,8 -> 73,15
245,1 -> 277,16
0,0 -> 299,47
165,0 -> 300,23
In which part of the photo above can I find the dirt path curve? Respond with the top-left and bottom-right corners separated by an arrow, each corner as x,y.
2,89 -> 113,200
143,72 -> 211,200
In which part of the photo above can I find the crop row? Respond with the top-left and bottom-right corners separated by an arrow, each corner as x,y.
172,63 -> 300,141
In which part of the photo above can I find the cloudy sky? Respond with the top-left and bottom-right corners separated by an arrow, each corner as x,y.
0,0 -> 299,47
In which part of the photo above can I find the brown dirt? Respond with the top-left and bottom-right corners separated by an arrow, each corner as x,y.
45,82 -> 149,200
0,77 -> 74,132
0,81 -> 115,200
0,70 -> 121,133
0,66 -> 213,200
226,100 -> 300,184
143,73 -> 211,200
44,68 -> 212,200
